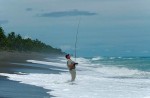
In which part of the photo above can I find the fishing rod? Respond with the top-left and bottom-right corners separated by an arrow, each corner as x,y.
74,18 -> 81,61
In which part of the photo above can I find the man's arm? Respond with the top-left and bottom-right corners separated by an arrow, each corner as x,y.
69,62 -> 78,70
74,63 -> 78,65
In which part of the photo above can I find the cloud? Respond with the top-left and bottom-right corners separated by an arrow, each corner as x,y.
0,20 -> 8,24
26,8 -> 33,11
37,9 -> 97,17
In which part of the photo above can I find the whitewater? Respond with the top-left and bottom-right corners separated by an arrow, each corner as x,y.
1,56 -> 150,98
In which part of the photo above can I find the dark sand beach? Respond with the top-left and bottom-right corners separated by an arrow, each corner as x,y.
0,51 -> 60,98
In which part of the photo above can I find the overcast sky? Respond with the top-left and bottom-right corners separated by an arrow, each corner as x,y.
0,0 -> 150,57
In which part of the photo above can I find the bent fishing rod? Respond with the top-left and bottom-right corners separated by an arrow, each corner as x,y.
74,18 -> 81,61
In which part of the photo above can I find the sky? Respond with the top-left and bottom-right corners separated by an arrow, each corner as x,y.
0,0 -> 150,57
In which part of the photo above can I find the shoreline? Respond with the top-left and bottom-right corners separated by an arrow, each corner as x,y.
0,76 -> 53,98
0,51 -> 57,63
0,51 -> 62,98
0,51 -> 63,73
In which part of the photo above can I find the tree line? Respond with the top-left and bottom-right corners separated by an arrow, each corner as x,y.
0,27 -> 63,54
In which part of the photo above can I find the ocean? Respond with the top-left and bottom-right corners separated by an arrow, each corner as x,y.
0,56 -> 150,98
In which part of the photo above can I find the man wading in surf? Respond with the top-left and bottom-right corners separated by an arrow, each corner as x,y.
65,54 -> 78,82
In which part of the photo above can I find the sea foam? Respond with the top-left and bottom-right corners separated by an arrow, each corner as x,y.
1,57 -> 150,98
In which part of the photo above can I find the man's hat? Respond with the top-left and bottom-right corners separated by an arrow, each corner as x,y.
65,54 -> 70,58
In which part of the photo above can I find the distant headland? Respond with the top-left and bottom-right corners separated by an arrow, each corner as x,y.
0,26 -> 64,54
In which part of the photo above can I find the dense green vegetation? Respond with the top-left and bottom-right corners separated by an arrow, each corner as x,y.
0,27 -> 63,54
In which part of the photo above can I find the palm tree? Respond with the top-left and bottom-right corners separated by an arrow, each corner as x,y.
0,27 -> 6,49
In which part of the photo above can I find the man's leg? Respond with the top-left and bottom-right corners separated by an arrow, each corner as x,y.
70,69 -> 76,81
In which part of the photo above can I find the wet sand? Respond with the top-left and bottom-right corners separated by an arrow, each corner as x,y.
0,51 -> 58,98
